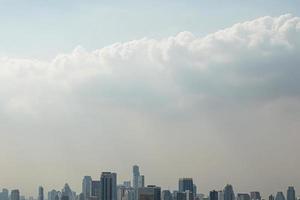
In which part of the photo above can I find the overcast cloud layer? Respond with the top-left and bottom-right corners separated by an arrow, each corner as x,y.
1,14 -> 300,196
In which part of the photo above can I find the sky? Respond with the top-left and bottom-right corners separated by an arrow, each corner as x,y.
1,0 -> 300,198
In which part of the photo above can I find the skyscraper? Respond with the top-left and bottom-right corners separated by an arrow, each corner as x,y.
48,190 -> 59,200
62,183 -> 75,200
11,190 -> 20,200
275,192 -> 285,200
138,185 -> 161,200
269,195 -> 275,200
250,192 -> 261,200
91,181 -> 101,200
82,176 -> 93,200
287,187 -> 296,200
133,165 -> 145,200
223,185 -> 235,200
38,186 -> 44,200
100,172 -> 117,200
1,189 -> 9,200
210,190 -> 219,200
179,178 -> 194,194
162,190 -> 172,200
138,175 -> 145,188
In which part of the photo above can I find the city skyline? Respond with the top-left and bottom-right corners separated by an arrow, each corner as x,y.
1,0 -> 300,198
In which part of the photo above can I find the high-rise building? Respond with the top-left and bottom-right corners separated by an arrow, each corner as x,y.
162,190 -> 172,200
179,178 -> 194,197
193,185 -> 197,197
269,195 -> 275,200
237,194 -> 250,200
223,185 -> 235,200
173,191 -> 186,200
1,189 -> 9,200
62,183 -> 75,200
91,181 -> 101,200
48,190 -> 59,200
82,176 -> 93,200
38,186 -> 44,200
11,190 -> 20,200
210,191 -> 219,200
117,185 -> 134,200
138,176 -> 145,188
138,185 -> 161,200
100,172 -> 117,200
250,192 -> 261,200
287,187 -> 296,200
275,192 -> 285,200
218,191 -> 224,200
123,181 -> 131,188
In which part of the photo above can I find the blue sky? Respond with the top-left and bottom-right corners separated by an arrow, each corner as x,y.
0,0 -> 299,58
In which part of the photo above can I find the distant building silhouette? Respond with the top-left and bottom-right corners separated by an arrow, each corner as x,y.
250,192 -> 261,200
82,176 -> 92,200
269,195 -> 275,200
11,190 -> 20,200
275,192 -> 285,200
91,180 -> 101,200
287,187 -> 296,200
138,185 -> 161,200
237,194 -> 250,200
223,185 -> 235,200
38,186 -> 44,200
162,190 -> 172,200
100,172 -> 117,200
210,190 -> 219,200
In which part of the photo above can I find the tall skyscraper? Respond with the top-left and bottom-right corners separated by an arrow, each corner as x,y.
223,185 -> 235,200
179,178 -> 194,193
250,192 -> 261,200
38,186 -> 44,200
138,185 -> 161,200
132,165 -> 145,200
62,183 -> 75,200
92,181 -> 101,200
82,176 -> 93,200
11,190 -> 20,200
275,192 -> 285,200
100,172 -> 117,200
193,185 -> 197,197
48,190 -> 59,200
218,191 -> 224,200
162,190 -> 172,200
269,195 -> 275,200
210,190 -> 219,200
287,187 -> 296,200
138,175 -> 145,188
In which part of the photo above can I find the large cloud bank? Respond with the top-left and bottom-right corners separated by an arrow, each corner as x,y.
1,14 -> 300,117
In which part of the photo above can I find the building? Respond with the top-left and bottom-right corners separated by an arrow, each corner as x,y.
269,195 -> 275,200
218,191 -> 224,200
91,181 -> 101,200
48,190 -> 59,200
287,187 -> 296,200
275,192 -> 285,200
138,185 -> 161,200
193,185 -> 197,198
1,189 -> 9,200
223,185 -> 235,200
11,190 -> 20,200
138,176 -> 145,188
100,172 -> 117,200
210,191 -> 219,200
173,191 -> 186,200
62,183 -> 75,200
162,190 -> 172,200
179,178 -> 194,194
133,165 -> 145,200
250,192 -> 261,200
38,186 -> 44,200
237,194 -> 250,200
82,176 -> 93,200
117,185 -> 134,200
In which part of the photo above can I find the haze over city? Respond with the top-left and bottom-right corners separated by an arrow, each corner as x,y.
1,0 -> 300,199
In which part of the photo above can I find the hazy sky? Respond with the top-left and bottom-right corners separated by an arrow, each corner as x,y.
1,0 -> 300,198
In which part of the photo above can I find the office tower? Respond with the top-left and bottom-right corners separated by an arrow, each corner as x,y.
173,191 -> 186,200
117,185 -> 134,200
287,187 -> 296,200
62,183 -> 75,200
218,191 -> 224,200
162,190 -> 172,200
100,172 -> 117,200
237,194 -> 250,200
138,176 -> 145,188
185,191 -> 193,200
193,185 -> 197,197
210,191 -> 219,200
269,195 -> 275,200
48,190 -> 59,200
38,186 -> 44,200
82,176 -> 93,200
275,192 -> 285,200
138,185 -> 161,200
133,165 -> 140,190
251,192 -> 261,200
11,190 -> 20,200
223,185 -> 235,200
1,189 -> 9,200
179,178 -> 194,193
92,181 -> 101,200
